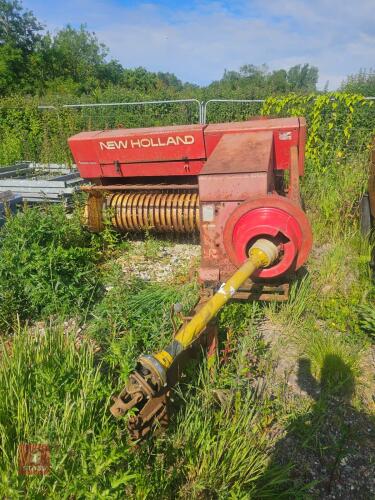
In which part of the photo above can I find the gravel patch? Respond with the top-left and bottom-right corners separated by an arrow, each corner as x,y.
117,241 -> 200,283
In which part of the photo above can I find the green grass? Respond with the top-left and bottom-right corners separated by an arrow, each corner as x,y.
304,332 -> 361,394
88,275 -> 199,381
0,325 -> 129,498
257,150 -> 375,496
0,319 -> 303,498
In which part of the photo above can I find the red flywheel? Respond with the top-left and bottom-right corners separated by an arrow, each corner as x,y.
223,195 -> 313,278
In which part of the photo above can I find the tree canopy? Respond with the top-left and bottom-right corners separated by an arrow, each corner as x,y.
340,69 -> 375,96
0,0 -> 42,93
1,0 -> 370,100
208,63 -> 319,97
0,0 -> 42,50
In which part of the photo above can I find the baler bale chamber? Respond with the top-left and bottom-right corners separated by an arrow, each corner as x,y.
68,116 -> 313,439
69,117 -> 312,301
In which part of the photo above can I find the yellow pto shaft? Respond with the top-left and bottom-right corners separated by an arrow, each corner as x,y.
110,238 -> 280,436
151,238 -> 279,372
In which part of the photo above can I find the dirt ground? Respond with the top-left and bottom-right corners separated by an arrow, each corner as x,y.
259,318 -> 375,499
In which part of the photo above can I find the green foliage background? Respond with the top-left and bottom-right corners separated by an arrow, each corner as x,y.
0,1 -> 374,168
262,92 -> 375,171
0,91 -> 374,171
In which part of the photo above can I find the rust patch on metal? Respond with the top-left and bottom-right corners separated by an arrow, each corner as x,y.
200,131 -> 273,175
288,145 -> 301,204
86,191 -> 104,232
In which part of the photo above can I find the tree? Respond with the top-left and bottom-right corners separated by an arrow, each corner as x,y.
239,64 -> 268,78
97,60 -> 123,86
287,64 -> 318,91
211,65 -> 269,96
209,63 -> 318,98
0,0 -> 42,51
157,72 -> 184,90
0,41 -> 22,91
0,0 -> 43,94
28,25 -> 124,95
0,5 -> 321,98
268,69 -> 289,93
121,67 -> 159,92
340,68 -> 375,96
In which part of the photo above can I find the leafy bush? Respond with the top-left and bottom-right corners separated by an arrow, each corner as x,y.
0,203 -> 102,331
1,91 -> 374,168
262,92 -> 375,172
0,90 -> 375,168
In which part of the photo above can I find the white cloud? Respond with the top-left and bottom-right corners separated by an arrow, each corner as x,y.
24,0 -> 375,89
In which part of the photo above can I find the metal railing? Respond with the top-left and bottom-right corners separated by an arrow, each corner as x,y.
39,96 -> 375,126
39,98 -> 204,125
202,99 -> 265,124
40,98 -> 267,125
35,96 -> 375,164
202,97 -> 375,124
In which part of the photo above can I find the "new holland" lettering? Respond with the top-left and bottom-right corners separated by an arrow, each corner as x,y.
99,135 -> 195,150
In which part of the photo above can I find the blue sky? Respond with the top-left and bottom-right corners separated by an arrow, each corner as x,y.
23,0 -> 375,89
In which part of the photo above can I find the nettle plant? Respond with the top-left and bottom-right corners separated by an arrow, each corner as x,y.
262,92 -> 374,172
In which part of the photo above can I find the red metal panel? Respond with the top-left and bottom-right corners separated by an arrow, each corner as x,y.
69,117 -> 305,180
69,124 -> 206,169
205,117 -> 301,172
199,173 -> 270,202
199,201 -> 239,282
77,160 -> 204,179
272,127 -> 300,170
200,131 -> 273,175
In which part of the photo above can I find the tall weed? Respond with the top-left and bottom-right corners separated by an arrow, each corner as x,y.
88,277 -> 198,379
0,326 -> 136,498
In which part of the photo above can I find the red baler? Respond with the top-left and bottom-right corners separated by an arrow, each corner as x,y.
69,116 -> 313,438
69,117 -> 312,300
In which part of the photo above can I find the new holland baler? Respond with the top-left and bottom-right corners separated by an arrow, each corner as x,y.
68,116 -> 313,439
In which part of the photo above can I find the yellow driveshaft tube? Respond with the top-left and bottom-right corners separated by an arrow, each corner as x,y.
140,239 -> 279,380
